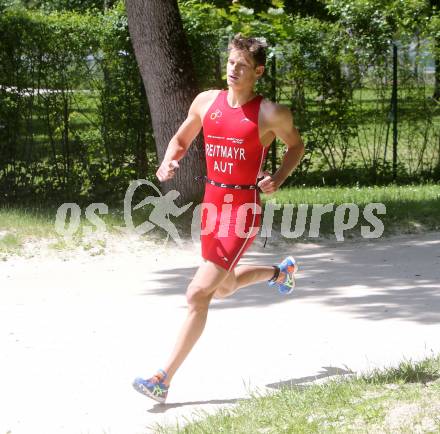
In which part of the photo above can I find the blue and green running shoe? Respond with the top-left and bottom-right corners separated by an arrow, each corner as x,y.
268,256 -> 298,295
132,369 -> 169,403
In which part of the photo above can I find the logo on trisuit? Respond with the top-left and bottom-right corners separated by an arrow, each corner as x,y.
210,109 -> 222,120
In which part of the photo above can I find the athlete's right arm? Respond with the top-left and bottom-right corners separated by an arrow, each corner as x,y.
156,91 -> 211,182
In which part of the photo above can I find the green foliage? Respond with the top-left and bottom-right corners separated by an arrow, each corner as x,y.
0,7 -> 100,200
179,0 -> 440,184
180,1 -> 227,88
327,0 -> 395,61
0,2 -> 156,203
0,0 -> 439,205
2,0 -> 119,12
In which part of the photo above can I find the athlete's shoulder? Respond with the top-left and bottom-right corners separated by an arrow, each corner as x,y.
260,98 -> 293,126
260,98 -> 291,115
190,89 -> 221,113
193,89 -> 222,105
188,90 -> 221,119
190,90 -> 223,121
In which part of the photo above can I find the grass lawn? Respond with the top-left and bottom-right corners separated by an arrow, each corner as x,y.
0,203 -> 126,257
155,355 -> 440,433
266,184 -> 440,239
0,184 -> 439,257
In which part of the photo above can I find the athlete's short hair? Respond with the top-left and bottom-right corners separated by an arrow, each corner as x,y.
228,33 -> 267,67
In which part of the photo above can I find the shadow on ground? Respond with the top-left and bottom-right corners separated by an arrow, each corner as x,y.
147,367 -> 355,416
266,366 -> 355,390
140,233 -> 440,324
147,398 -> 242,413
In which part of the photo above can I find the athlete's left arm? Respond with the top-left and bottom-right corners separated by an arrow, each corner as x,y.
259,105 -> 305,194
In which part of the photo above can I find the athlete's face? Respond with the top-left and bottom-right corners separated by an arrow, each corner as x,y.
226,49 -> 264,89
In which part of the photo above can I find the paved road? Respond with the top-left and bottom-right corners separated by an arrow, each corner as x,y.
0,232 -> 439,434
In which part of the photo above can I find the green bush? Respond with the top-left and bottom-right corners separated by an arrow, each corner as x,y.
0,0 -> 439,206
0,3 -> 156,204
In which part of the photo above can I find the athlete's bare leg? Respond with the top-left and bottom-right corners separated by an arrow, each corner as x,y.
213,264 -> 275,299
162,261 -> 230,385
159,263 -> 276,386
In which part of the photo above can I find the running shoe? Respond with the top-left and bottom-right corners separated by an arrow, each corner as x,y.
268,256 -> 298,295
132,369 -> 169,403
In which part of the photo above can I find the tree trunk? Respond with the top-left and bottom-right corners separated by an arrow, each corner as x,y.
136,79 -> 148,179
126,0 -> 206,204
431,0 -> 440,101
434,50 -> 440,101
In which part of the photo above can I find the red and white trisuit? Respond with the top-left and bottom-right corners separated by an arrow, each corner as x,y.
200,90 -> 270,271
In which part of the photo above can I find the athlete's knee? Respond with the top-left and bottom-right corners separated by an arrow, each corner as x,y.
213,274 -> 237,299
213,286 -> 229,299
186,284 -> 212,312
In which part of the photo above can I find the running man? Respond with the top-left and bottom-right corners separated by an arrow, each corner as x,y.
133,34 -> 305,403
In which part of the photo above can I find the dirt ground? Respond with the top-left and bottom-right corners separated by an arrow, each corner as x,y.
0,231 -> 439,434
